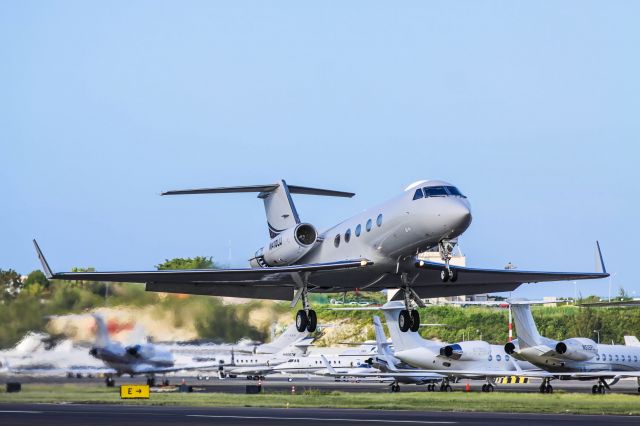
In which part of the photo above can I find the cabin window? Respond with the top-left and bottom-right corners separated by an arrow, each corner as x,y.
488,355 -> 493,361
496,354 -> 501,362
413,188 -> 424,200
609,354 -> 612,361
366,219 -> 373,232
376,214 -> 383,227
595,354 -> 600,361
635,356 -> 638,362
615,355 -> 619,361
423,186 -> 448,197
345,228 -> 351,243
334,234 -> 340,248
505,355 -> 510,361
355,224 -> 362,237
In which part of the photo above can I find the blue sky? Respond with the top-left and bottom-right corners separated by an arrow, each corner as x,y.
1,1 -> 638,299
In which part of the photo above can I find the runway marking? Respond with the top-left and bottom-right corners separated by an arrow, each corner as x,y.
187,415 -> 456,424
0,410 -> 42,414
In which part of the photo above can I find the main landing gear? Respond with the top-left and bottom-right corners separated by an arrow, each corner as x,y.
438,239 -> 457,282
398,273 -> 424,333
592,378 -> 610,394
481,383 -> 495,392
292,272 -> 317,333
390,382 -> 401,392
539,378 -> 553,394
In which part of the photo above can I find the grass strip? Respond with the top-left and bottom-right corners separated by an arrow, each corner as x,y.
1,384 -> 639,416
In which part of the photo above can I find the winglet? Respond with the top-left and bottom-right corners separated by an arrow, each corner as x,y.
33,239 -> 54,279
320,355 -> 338,375
595,241 -> 607,274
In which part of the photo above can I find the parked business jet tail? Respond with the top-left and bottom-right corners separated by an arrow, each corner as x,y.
92,314 -> 111,348
509,302 -> 544,349
624,336 -> 640,347
162,180 -> 354,238
256,323 -> 309,354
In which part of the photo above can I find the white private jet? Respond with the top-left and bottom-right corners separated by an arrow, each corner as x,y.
33,179 -> 608,333
506,301 -> 640,394
89,314 -> 218,386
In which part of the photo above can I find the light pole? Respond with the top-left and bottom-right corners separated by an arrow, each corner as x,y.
593,330 -> 600,344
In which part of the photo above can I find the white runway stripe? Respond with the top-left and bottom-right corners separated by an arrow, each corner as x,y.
0,410 -> 42,414
187,414 -> 456,424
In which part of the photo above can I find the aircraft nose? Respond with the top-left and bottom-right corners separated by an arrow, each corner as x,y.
445,199 -> 472,236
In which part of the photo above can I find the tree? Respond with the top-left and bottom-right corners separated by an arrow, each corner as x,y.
24,270 -> 50,291
0,269 -> 23,299
156,256 -> 217,270
618,286 -> 630,301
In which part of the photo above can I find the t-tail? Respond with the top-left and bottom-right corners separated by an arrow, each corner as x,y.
162,179 -> 354,238
255,323 -> 309,354
509,302 -> 544,349
381,302 -> 432,351
92,313 -> 111,348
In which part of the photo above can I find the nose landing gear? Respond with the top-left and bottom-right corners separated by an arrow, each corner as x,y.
539,378 -> 553,394
438,240 -> 458,282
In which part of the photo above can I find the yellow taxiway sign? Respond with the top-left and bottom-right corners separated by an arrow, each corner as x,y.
120,384 -> 150,399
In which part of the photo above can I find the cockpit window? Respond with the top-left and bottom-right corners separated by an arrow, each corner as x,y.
423,186 -> 448,197
413,188 -> 424,200
445,186 -> 466,197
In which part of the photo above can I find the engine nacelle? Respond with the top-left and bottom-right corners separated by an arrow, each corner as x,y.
250,223 -> 318,267
555,338 -> 598,361
440,344 -> 463,360
126,344 -> 155,360
504,341 -> 518,355
440,341 -> 490,361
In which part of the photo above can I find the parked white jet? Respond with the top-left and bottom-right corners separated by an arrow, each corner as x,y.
317,316 -> 444,392
34,179 -> 608,333
506,301 -> 640,394
89,315 -> 218,386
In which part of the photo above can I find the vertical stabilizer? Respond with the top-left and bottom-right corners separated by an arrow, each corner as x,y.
381,302 -> 429,351
259,180 -> 300,238
255,323 -> 308,354
624,336 -> 640,346
510,303 -> 543,348
93,314 -> 111,348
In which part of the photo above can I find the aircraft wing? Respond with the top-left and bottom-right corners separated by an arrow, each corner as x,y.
226,366 -> 276,375
130,362 -> 220,375
317,355 -> 443,379
34,239 -> 372,301
404,260 -> 608,298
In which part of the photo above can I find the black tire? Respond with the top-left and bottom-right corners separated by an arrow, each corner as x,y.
410,310 -> 420,332
296,310 -> 309,332
481,384 -> 487,392
488,385 -> 494,392
592,385 -> 598,394
449,269 -> 458,282
440,269 -> 449,282
399,310 -> 411,332
307,310 -> 318,332
445,385 -> 452,392
147,377 -> 155,387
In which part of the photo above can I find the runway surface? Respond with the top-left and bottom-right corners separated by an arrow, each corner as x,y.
11,374 -> 640,394
0,403 -> 639,426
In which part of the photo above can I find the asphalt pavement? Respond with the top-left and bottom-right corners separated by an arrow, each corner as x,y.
1,404 -> 639,426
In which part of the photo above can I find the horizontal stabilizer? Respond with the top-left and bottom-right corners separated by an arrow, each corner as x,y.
162,183 -> 354,198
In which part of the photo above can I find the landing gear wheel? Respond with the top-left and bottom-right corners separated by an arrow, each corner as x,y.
487,384 -> 494,392
391,383 -> 400,392
409,310 -> 420,332
306,310 -> 318,332
398,310 -> 411,332
592,385 -> 598,394
147,377 -> 156,387
449,269 -> 458,282
296,310 -> 309,332
482,384 -> 487,392
105,377 -> 115,387
440,269 -> 449,282
162,379 -> 170,386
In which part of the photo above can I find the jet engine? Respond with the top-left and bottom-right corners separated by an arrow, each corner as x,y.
126,344 -> 154,359
555,338 -> 598,361
440,344 -> 463,360
504,341 -> 519,355
250,223 -> 318,267
440,341 -> 490,361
